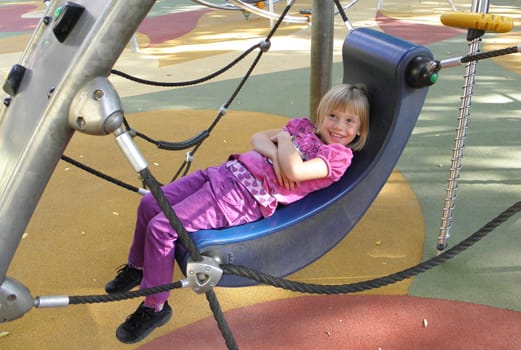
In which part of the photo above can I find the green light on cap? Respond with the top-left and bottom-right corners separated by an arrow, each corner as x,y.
430,73 -> 438,84
54,7 -> 63,18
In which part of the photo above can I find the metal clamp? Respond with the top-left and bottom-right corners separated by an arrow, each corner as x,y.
68,77 -> 123,135
186,256 -> 223,294
0,277 -> 33,323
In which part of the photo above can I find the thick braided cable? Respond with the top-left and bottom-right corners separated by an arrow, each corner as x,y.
460,45 -> 520,63
69,281 -> 184,304
65,201 -> 519,304
206,289 -> 239,350
139,167 -> 203,262
222,201 -> 521,294
139,167 -> 238,348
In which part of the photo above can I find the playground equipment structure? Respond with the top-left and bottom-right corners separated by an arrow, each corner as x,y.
0,1 -> 519,348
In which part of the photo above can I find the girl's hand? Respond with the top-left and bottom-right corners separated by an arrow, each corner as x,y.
271,155 -> 298,190
269,131 -> 298,189
269,130 -> 291,144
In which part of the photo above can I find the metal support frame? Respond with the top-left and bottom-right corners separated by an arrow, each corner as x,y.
0,0 -> 156,323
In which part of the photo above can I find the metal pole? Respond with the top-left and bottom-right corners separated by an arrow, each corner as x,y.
0,0 -> 156,322
309,0 -> 334,122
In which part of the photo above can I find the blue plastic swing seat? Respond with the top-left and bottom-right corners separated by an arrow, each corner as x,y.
176,28 -> 434,286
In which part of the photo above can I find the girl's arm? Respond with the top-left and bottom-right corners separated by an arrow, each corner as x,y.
250,129 -> 281,161
271,131 -> 329,183
251,129 -> 298,189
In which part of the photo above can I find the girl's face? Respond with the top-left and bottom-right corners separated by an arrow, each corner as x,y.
318,108 -> 361,146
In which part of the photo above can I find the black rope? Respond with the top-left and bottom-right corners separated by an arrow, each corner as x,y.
111,6 -> 293,187
139,167 -> 203,262
222,201 -> 521,294
69,281 -> 184,304
206,289 -> 239,350
61,155 -> 142,194
60,26 -> 280,190
163,9 -> 294,182
265,0 -> 293,41
66,201 -> 520,301
332,0 -> 349,23
110,44 -> 261,87
134,128 -> 210,151
460,45 -> 520,64
138,145 -> 243,348
61,200 -> 519,350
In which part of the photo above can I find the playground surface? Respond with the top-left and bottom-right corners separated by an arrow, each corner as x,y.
1,1 -> 520,349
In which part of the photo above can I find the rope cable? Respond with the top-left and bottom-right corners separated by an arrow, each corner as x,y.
63,201 -> 520,302
164,0 -> 295,182
332,0 -> 349,23
69,281 -> 184,304
101,165 -> 241,346
460,45 -> 520,63
139,167 -> 203,262
61,155 -> 142,193
110,44 -> 261,88
221,200 -> 521,293
206,289 -> 239,350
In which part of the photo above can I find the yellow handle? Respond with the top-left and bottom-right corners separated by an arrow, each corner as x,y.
440,12 -> 514,33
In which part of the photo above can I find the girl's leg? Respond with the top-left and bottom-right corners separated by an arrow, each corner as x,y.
127,170 -> 208,267
140,179 -> 229,309
140,165 -> 263,309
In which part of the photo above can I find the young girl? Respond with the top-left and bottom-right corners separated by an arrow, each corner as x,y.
106,83 -> 370,344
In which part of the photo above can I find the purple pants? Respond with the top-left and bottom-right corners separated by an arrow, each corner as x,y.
127,163 -> 262,309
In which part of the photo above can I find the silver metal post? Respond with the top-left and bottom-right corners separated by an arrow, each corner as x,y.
309,0 -> 334,122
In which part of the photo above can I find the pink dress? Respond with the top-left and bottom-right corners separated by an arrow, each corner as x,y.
231,117 -> 353,216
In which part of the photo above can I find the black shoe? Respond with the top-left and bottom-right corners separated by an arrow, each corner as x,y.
105,264 -> 143,293
116,301 -> 172,344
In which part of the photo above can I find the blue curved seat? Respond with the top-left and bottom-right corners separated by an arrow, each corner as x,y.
176,28 -> 433,286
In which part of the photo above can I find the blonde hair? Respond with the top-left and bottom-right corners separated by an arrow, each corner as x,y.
315,83 -> 370,151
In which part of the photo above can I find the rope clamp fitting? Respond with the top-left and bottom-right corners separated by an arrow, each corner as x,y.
186,256 -> 223,294
184,152 -> 194,163
259,40 -> 271,52
219,104 -> 228,116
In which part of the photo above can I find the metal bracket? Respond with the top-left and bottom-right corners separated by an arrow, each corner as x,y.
68,76 -> 123,135
0,277 -> 33,323
186,256 -> 223,294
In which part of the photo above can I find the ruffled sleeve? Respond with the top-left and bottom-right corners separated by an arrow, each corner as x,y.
284,117 -> 353,181
316,143 -> 353,182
